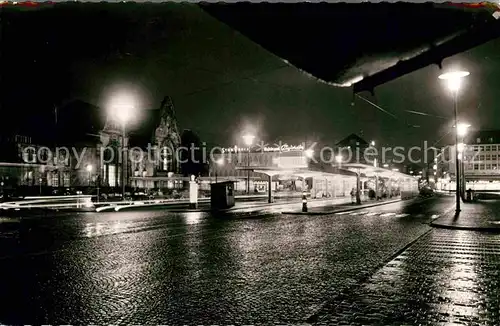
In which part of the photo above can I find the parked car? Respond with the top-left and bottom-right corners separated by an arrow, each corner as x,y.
419,186 -> 434,198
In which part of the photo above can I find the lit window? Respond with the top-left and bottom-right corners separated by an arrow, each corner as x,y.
63,172 -> 70,187
161,147 -> 169,171
108,165 -> 116,187
477,138 -> 481,143
23,148 -> 36,163
51,173 -> 59,187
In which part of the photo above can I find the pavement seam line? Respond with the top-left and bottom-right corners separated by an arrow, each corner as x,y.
303,227 -> 433,324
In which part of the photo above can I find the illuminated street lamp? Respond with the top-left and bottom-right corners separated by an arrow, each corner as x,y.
335,155 -> 343,169
215,157 -> 224,183
242,134 -> 255,194
109,93 -> 136,198
370,140 -> 375,146
456,123 -> 471,137
438,70 -> 469,214
304,149 -> 314,158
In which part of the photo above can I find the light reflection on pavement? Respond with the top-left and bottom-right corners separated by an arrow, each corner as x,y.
1,195 -> 498,325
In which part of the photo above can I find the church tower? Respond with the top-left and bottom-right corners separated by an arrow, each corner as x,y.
154,96 -> 181,174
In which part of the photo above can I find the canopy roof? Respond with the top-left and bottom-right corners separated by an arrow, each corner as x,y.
201,2 -> 500,93
334,163 -> 416,180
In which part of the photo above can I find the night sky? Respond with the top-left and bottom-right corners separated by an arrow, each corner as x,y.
2,2 -> 500,150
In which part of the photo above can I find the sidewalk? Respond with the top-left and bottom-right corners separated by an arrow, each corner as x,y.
431,199 -> 500,232
309,228 -> 500,325
282,197 -> 403,215
164,197 -> 352,213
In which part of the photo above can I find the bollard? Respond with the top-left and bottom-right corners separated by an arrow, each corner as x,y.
302,191 -> 308,212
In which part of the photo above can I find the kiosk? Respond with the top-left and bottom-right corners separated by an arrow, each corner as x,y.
210,181 -> 235,210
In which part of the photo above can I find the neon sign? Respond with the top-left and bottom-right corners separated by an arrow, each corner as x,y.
263,144 -> 305,152
220,144 -> 304,153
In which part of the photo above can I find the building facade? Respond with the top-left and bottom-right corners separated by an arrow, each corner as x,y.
436,130 -> 500,191
0,96 -> 185,196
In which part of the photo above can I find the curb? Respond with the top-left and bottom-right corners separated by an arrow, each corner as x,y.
281,198 -> 403,215
429,222 -> 500,233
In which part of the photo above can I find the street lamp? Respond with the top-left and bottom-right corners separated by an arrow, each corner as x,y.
456,122 -> 471,200
242,134 -> 255,194
86,164 -> 93,187
109,95 -> 135,199
439,70 -> 469,214
335,154 -> 343,167
457,123 -> 471,138
215,157 -> 224,183
304,149 -> 314,158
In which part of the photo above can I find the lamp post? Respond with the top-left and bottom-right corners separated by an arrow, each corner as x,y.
242,134 -> 255,194
109,98 -> 135,200
439,70 -> 469,214
86,164 -> 93,187
457,123 -> 471,199
335,154 -> 343,168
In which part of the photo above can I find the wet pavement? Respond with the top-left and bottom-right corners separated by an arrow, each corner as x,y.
1,195 -> 497,325
432,199 -> 500,231
311,228 -> 500,326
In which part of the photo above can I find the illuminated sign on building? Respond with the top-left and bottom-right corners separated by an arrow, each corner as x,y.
220,144 -> 305,154
263,144 -> 305,152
